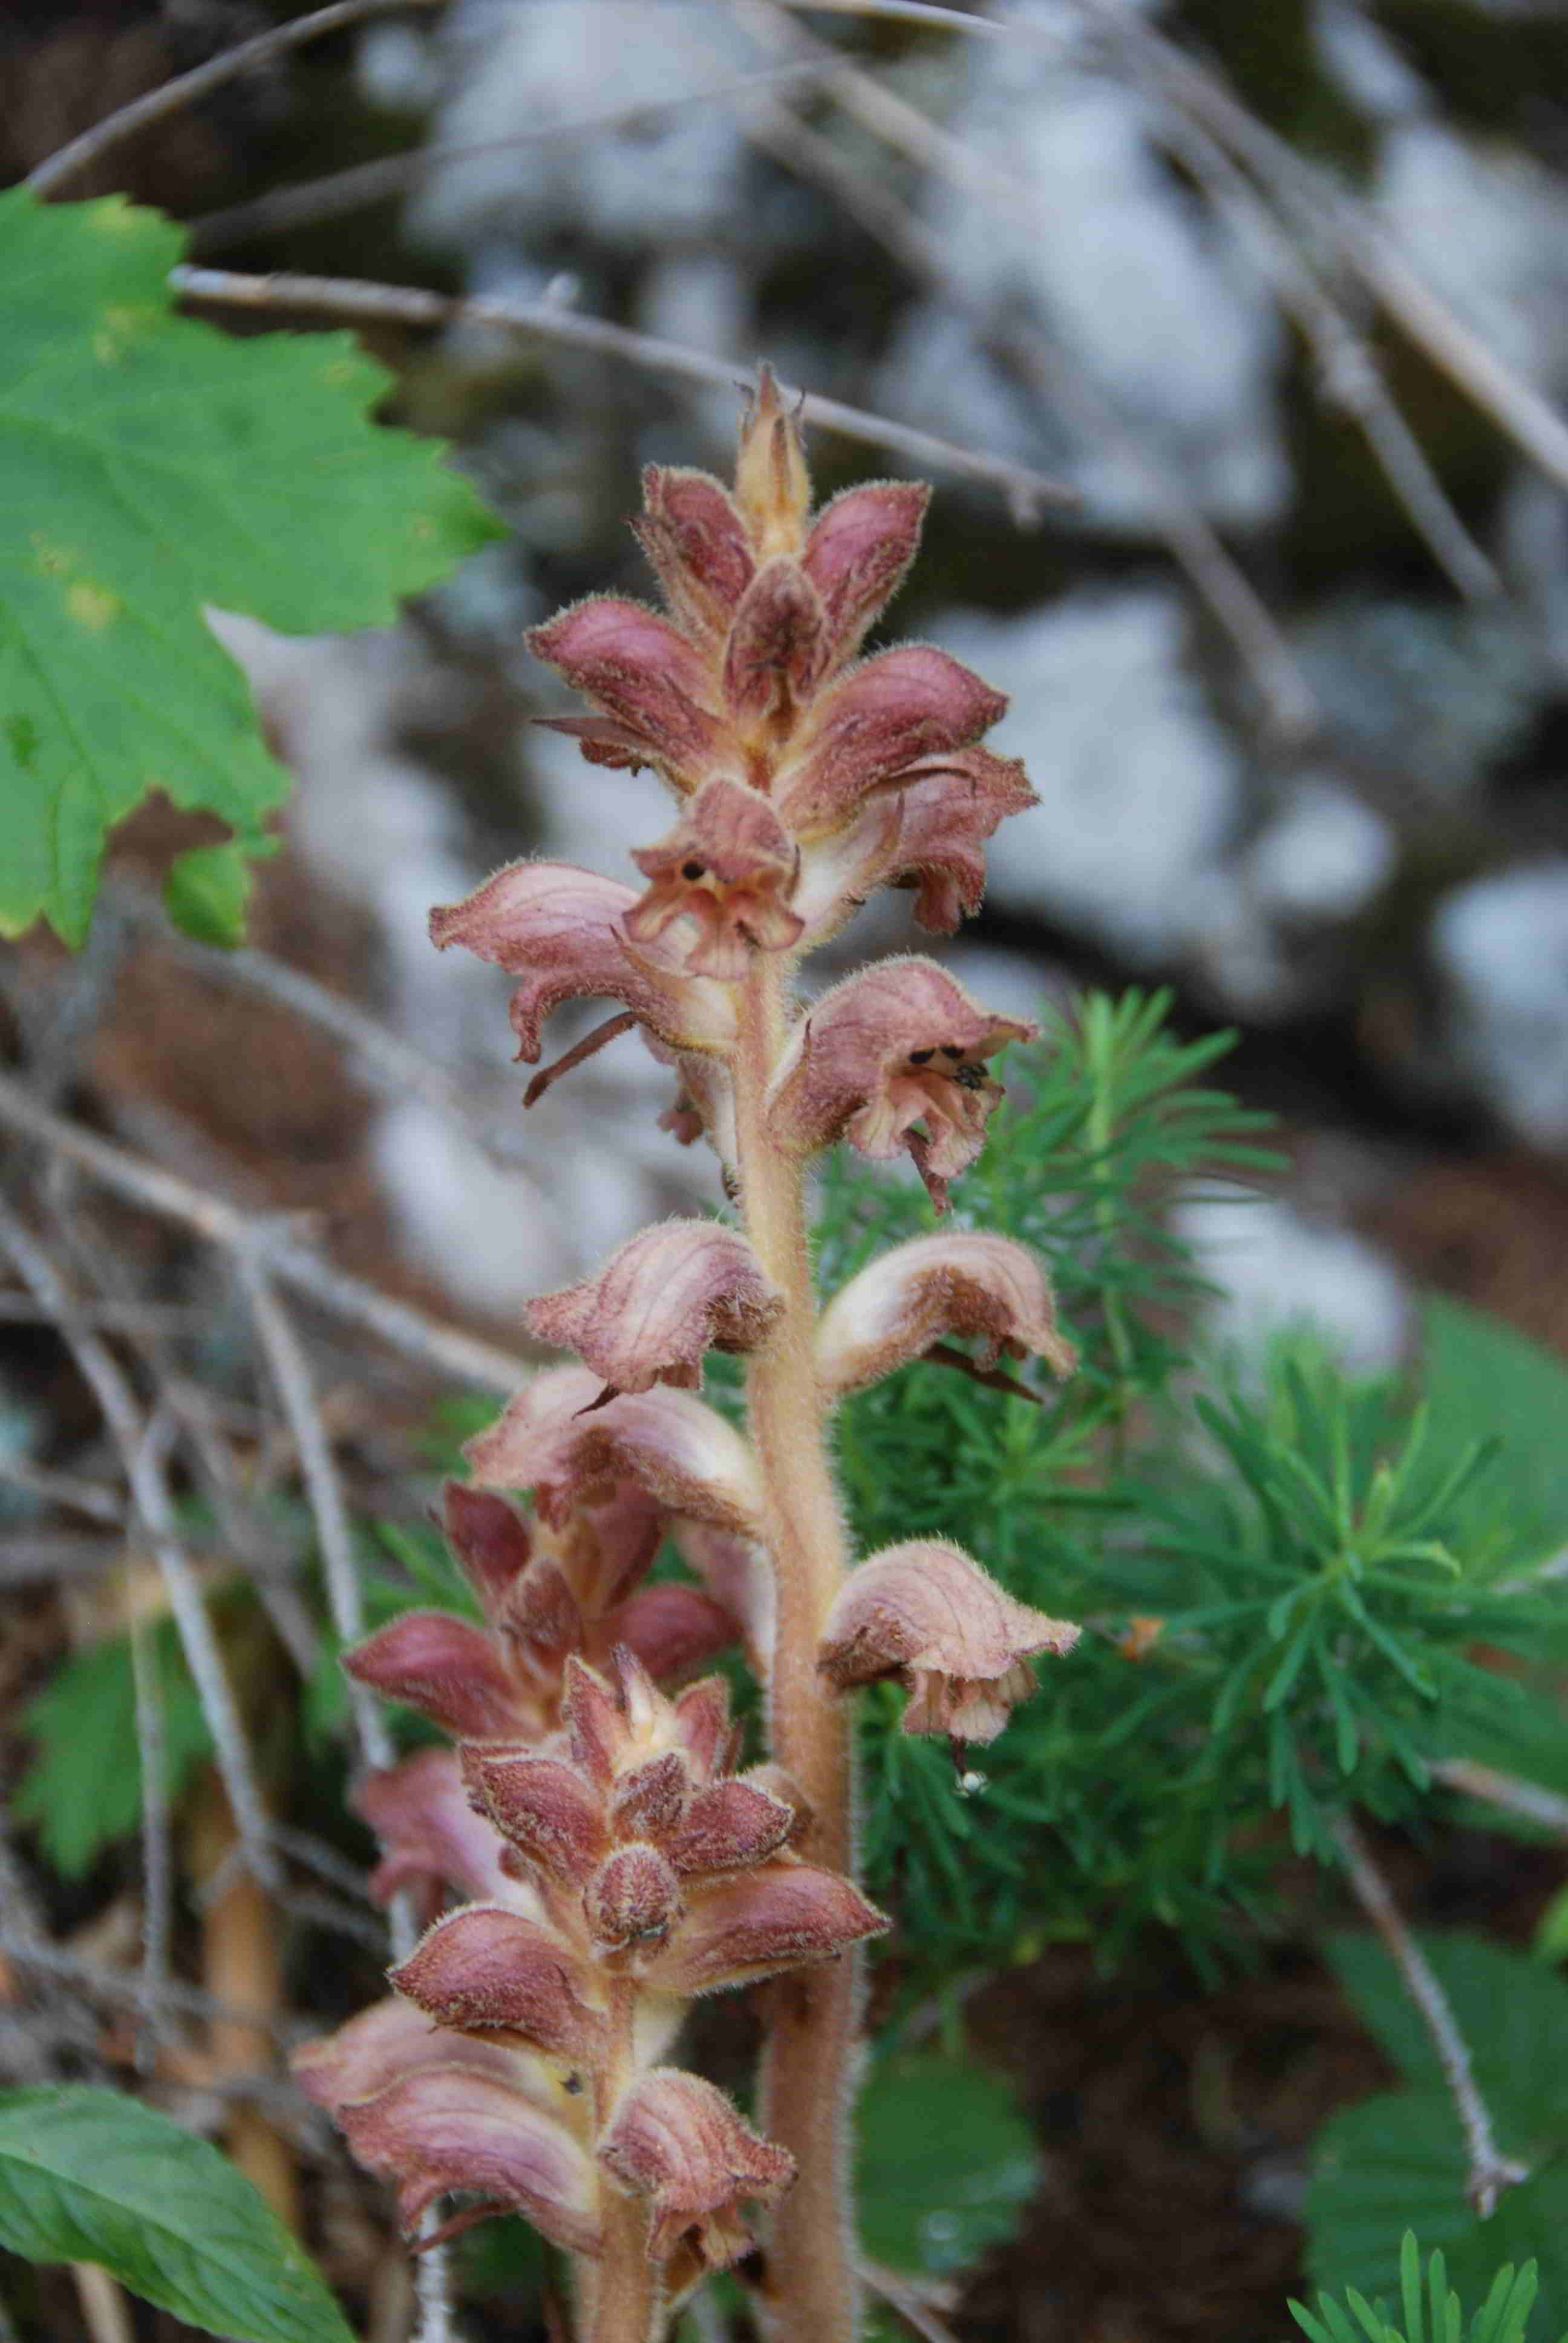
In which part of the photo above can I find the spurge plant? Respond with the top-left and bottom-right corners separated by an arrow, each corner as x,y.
294,371 -> 1081,2343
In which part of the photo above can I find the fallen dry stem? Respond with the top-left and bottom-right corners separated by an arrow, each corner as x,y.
1334,1815 -> 1529,2218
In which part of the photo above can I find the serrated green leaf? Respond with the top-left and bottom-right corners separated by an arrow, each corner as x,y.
163,836 -> 265,946
1327,1932 -> 1568,2147
13,1621 -> 212,1876
0,2086 -> 353,2342
855,2053 -> 1039,2279
0,186 -> 502,945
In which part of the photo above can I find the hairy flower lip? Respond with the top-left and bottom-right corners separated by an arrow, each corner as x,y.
598,2068 -> 795,2267
634,464 -> 756,643
793,746 -> 1037,943
430,862 -> 736,1064
526,1220 -> 783,1397
801,479 -> 930,672
466,1366 -> 765,1540
816,1232 -> 1077,1399
391,1904 -> 607,2065
651,1860 -> 889,1995
774,646 -> 1009,839
336,2062 -> 601,2254
626,775 -> 805,982
765,957 -> 1035,1210
528,594 -> 723,777
817,1539 -> 1079,1746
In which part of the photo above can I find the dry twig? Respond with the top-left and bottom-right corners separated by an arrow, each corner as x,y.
25,0 -> 449,198
1334,1815 -> 1529,2217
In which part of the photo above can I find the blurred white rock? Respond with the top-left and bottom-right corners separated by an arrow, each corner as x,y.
1377,122 -> 1568,394
1174,1192 -> 1409,1373
882,33 -> 1285,527
938,589 -> 1242,963
1432,862 -> 1568,1150
410,0 -> 757,253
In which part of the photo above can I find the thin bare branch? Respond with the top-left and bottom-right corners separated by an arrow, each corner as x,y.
776,0 -> 1568,504
1433,1758 -> 1568,1838
237,1254 -> 395,1778
0,1930 -> 301,2043
857,2262 -> 962,2343
0,1193 -> 279,1893
731,27 -> 1314,734
129,1605 -> 175,2068
168,263 -> 1073,523
0,1070 -> 532,1394
0,1457 -> 123,1522
191,59 -> 826,251
26,0 -> 448,199
1334,1815 -> 1529,2217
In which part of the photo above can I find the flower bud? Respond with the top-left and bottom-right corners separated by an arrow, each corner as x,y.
816,1233 -> 1076,1398
462,1748 -> 610,1886
598,2069 -> 794,2267
666,1778 -> 794,1878
526,1221 -> 783,1396
586,1843 -> 685,1951
722,560 -> 825,722
802,480 -> 929,671
734,367 -> 811,561
765,958 -> 1035,1210
392,1906 -> 606,2065
818,1540 -> 1079,1745
634,465 -> 755,643
627,776 -> 804,980
344,1611 -> 524,1742
528,594 -> 721,776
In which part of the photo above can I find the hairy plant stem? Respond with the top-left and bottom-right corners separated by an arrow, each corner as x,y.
732,964 -> 861,2343
592,1977 -> 661,2343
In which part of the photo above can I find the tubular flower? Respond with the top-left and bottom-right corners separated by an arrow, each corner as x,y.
626,776 -> 804,980
465,1365 -> 764,1539
526,1221 -> 783,1397
766,958 -> 1036,1210
599,2069 -> 795,2269
818,1541 -> 1080,1747
344,1481 -> 731,1750
815,1233 -> 1078,1398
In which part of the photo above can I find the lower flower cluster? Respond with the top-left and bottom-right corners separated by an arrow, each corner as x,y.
295,1480 -> 883,2288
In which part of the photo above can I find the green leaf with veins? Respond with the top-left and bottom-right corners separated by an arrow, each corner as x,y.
0,186 -> 501,946
0,2086 -> 354,2342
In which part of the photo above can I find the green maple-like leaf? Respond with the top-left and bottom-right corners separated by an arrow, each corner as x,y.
0,187 -> 502,946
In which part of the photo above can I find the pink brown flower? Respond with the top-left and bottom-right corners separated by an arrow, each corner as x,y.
766,958 -> 1036,1210
775,647 -> 1008,838
529,595 -> 722,779
429,862 -> 736,1071
815,1233 -> 1077,1397
817,1540 -> 1079,1746
391,1905 -> 607,2065
338,2061 -> 599,2252
526,1221 -> 782,1397
466,1366 -> 763,1539
802,480 -> 929,672
598,2069 -> 795,2267
634,465 -> 756,644
626,777 -> 804,980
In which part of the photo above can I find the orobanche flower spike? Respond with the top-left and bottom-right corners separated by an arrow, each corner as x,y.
302,370 -> 1079,2343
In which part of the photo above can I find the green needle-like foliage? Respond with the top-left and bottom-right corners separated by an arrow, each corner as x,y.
817,992 -> 1568,1981
1292,2233 -> 1561,2343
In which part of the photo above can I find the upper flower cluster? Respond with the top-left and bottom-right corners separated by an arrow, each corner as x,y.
431,370 -> 1039,1208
